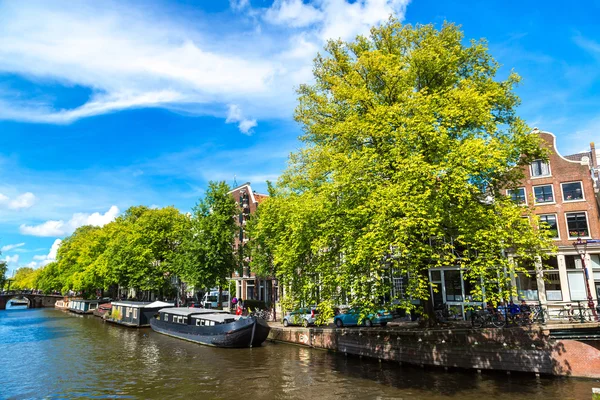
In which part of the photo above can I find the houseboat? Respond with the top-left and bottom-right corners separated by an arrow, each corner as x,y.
93,302 -> 112,318
68,299 -> 110,314
150,308 -> 270,348
107,301 -> 173,327
7,298 -> 29,308
54,299 -> 70,310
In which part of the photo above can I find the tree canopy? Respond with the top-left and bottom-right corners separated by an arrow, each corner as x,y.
248,20 -> 552,320
31,186 -> 237,299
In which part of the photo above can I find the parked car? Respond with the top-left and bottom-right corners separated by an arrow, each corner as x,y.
283,307 -> 318,327
333,308 -> 392,327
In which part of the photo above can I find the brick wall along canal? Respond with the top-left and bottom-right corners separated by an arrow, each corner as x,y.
1,308 -> 599,400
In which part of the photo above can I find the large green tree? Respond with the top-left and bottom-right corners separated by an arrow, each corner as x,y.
249,20 -> 552,321
178,181 -> 238,302
0,258 -> 6,290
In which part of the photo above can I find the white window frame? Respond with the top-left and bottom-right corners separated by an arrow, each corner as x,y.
539,213 -> 560,240
560,181 -> 585,203
565,211 -> 591,240
530,159 -> 551,178
133,308 -> 138,320
533,184 -> 555,205
506,187 -> 527,206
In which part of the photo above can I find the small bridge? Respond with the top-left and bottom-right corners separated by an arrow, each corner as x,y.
0,293 -> 63,310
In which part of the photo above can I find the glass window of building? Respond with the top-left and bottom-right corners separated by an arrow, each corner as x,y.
444,270 -> 463,302
508,188 -> 526,205
516,272 -> 538,301
533,185 -> 554,203
566,212 -> 590,238
539,214 -> 559,239
562,181 -> 584,201
568,271 -> 587,301
531,160 -> 550,177
565,254 -> 584,269
542,256 -> 562,301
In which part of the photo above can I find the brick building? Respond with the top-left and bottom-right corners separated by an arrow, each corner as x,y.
508,129 -> 600,307
227,182 -> 278,305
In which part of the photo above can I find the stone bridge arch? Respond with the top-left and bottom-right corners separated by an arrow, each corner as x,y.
0,294 -> 63,310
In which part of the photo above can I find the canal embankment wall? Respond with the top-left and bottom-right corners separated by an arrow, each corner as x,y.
268,325 -> 600,379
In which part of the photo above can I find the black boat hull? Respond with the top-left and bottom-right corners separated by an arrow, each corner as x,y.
150,316 -> 270,348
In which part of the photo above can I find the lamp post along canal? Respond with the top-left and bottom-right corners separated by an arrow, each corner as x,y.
573,238 -> 598,320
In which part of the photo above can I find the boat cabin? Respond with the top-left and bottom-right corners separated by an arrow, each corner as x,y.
110,301 -> 173,327
69,299 -> 110,314
157,308 -> 237,326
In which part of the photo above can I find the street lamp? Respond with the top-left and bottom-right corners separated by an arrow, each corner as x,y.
573,238 -> 598,321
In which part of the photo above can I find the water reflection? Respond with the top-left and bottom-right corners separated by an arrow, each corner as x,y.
0,308 -> 599,399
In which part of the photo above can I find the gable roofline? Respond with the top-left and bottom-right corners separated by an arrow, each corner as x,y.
534,128 -> 587,166
228,182 -> 257,204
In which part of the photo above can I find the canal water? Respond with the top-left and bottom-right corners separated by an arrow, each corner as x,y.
1,309 -> 599,400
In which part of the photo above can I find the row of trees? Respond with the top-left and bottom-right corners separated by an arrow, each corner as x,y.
6,182 -> 238,299
246,20 -> 554,321
4,21 -> 554,322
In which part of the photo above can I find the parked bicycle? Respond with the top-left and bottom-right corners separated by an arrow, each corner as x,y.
556,301 -> 594,323
434,303 -> 460,323
470,309 -> 505,328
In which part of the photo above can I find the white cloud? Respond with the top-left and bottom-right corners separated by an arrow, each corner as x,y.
264,0 -> 410,41
19,206 -> 120,237
0,192 -> 37,210
31,238 -> 62,268
1,243 -> 25,252
230,0 -> 250,11
226,104 -> 257,135
0,0 -> 410,127
265,0 -> 324,28
5,254 -> 19,265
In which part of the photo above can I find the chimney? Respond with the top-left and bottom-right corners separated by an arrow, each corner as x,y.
591,142 -> 598,168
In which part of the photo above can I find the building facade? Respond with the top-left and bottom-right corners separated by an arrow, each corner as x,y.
508,129 -> 600,307
227,182 -> 278,305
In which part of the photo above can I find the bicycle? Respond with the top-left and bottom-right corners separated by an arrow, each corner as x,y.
251,308 -> 271,321
530,304 -> 549,324
471,309 -> 505,329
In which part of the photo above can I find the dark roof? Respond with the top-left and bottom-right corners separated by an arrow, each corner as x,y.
112,300 -> 173,308
564,151 -> 591,162
159,307 -> 229,316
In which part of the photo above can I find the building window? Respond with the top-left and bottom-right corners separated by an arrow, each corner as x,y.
531,160 -> 550,177
545,271 -> 563,301
539,214 -> 559,239
444,270 -> 463,302
533,185 -> 554,204
568,271 -> 587,301
516,272 -> 539,301
133,309 -> 138,319
565,254 -> 584,269
508,188 -> 526,205
566,212 -> 590,238
562,182 -> 584,201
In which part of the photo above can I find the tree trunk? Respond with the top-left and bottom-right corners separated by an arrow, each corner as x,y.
218,285 -> 223,310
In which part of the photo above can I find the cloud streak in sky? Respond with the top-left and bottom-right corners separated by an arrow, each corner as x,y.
0,0 -> 409,132
19,205 -> 120,237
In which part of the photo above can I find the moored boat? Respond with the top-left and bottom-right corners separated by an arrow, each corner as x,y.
69,299 -> 110,314
55,298 -> 72,310
150,307 -> 270,348
8,298 -> 29,307
107,301 -> 173,327
93,302 -> 112,318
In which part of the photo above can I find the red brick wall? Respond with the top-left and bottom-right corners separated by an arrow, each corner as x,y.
517,132 -> 600,245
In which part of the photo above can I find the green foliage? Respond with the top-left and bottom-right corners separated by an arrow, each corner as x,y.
248,19 -> 553,318
315,299 -> 335,326
11,267 -> 40,290
30,205 -> 190,297
177,181 -> 238,290
0,259 -> 6,290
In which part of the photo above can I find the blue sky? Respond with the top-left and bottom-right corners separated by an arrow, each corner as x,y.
0,0 -> 598,272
